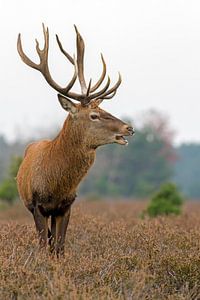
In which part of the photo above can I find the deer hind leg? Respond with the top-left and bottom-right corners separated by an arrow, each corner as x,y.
33,206 -> 48,248
54,207 -> 71,256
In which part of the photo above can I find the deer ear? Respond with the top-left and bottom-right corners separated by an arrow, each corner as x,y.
58,94 -> 78,114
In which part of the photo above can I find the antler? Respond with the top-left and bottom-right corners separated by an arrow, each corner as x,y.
17,24 -> 122,106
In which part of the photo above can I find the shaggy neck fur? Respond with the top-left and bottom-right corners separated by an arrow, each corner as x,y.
55,114 -> 88,150
48,114 -> 96,196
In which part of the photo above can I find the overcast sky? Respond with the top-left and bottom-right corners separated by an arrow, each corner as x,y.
1,0 -> 200,144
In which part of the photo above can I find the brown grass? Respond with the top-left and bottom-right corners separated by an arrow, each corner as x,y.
1,200 -> 200,299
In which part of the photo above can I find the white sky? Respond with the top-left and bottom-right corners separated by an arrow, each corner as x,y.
0,0 -> 200,144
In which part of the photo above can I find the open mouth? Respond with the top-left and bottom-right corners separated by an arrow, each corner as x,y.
115,135 -> 129,146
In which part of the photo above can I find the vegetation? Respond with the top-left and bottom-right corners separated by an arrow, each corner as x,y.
144,182 -> 184,217
0,156 -> 22,204
0,110 -> 200,198
1,201 -> 200,299
0,135 -> 24,183
173,143 -> 200,198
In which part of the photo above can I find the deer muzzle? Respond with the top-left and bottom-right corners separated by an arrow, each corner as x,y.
115,125 -> 135,146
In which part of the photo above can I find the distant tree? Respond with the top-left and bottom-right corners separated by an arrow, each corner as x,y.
174,144 -> 200,198
0,156 -> 22,204
8,155 -> 22,179
144,182 -> 184,217
0,135 -> 9,182
0,134 -> 25,183
0,179 -> 18,204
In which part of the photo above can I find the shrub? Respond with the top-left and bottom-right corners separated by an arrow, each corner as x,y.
0,179 -> 18,204
145,182 -> 184,217
0,156 -> 22,204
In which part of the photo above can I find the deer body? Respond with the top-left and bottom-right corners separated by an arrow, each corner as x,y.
17,25 -> 134,255
18,116 -> 95,211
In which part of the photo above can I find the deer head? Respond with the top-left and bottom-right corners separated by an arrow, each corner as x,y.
17,24 -> 134,148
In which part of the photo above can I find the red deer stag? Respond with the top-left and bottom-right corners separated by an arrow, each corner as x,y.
17,24 -> 134,255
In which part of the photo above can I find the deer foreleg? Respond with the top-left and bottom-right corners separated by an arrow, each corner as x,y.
33,206 -> 48,248
55,207 -> 71,256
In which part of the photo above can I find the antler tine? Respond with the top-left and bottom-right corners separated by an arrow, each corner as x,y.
17,34 -> 40,71
86,79 -> 92,97
74,25 -> 88,95
17,24 -> 82,98
64,54 -> 78,94
17,24 -> 49,72
56,34 -> 74,65
87,76 -> 110,100
90,54 -> 106,93
35,23 -> 49,69
80,79 -> 93,106
102,90 -> 117,99
91,90 -> 117,107
95,72 -> 122,100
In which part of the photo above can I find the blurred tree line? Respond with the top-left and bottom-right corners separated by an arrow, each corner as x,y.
173,144 -> 200,199
0,110 -> 200,200
0,136 -> 24,183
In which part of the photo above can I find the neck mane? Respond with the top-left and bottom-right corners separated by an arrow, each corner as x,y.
51,115 -> 95,193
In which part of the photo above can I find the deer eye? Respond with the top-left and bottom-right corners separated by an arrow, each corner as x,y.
90,113 -> 100,121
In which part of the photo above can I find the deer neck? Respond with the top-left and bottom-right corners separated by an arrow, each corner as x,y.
55,114 -> 91,151
53,115 -> 95,184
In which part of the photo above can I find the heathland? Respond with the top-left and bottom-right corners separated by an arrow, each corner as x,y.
1,200 -> 200,299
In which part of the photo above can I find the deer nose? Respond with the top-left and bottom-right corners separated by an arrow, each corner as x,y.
125,125 -> 135,136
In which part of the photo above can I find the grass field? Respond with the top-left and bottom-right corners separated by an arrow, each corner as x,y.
1,200 -> 200,299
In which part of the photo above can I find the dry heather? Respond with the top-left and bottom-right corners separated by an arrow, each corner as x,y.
1,200 -> 200,299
